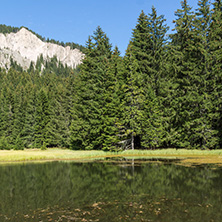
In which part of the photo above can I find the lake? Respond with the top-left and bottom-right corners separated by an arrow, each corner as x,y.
0,159 -> 222,221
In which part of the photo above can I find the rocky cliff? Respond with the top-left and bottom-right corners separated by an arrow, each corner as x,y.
0,28 -> 84,70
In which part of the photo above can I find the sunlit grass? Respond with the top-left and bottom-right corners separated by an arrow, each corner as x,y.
121,149 -> 222,166
0,148 -> 222,164
0,149 -> 110,162
122,148 -> 222,156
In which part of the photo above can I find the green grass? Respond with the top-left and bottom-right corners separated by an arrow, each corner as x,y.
0,148 -> 222,164
0,149 -> 110,162
122,148 -> 222,156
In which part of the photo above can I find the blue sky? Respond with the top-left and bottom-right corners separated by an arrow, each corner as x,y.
1,0 -> 199,54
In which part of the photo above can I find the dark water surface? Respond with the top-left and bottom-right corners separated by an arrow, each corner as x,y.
0,159 -> 222,221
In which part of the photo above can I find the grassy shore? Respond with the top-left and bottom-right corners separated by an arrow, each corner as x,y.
0,148 -> 222,165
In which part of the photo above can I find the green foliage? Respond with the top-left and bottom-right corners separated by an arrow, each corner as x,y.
208,0 -> 222,147
0,136 -> 10,150
34,89 -> 48,147
14,135 -> 24,150
70,27 -> 117,151
41,141 -> 47,150
0,67 -> 75,150
0,24 -> 19,34
168,0 -> 220,149
0,1 -> 221,150
122,44 -> 145,149
122,8 -> 169,149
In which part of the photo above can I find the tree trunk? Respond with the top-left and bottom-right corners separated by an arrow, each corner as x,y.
131,132 -> 134,150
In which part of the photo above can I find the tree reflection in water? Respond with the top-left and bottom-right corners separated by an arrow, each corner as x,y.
0,160 -> 222,221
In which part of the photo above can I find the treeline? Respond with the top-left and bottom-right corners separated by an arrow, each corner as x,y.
0,24 -> 85,52
0,0 -> 221,150
0,24 -> 20,34
0,65 -> 77,150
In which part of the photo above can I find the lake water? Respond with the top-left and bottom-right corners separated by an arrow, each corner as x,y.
0,159 -> 222,221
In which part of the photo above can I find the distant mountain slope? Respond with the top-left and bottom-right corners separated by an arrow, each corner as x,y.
0,24 -> 85,52
0,27 -> 84,70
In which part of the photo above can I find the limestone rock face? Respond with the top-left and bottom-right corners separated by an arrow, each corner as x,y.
0,28 -> 84,69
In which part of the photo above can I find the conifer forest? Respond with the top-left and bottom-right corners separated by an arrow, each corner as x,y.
0,0 -> 221,150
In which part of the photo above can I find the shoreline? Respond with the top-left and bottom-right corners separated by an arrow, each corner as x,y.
0,148 -> 222,166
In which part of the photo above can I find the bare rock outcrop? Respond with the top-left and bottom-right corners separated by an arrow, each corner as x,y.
0,28 -> 84,70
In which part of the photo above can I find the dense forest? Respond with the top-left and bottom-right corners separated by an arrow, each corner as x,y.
0,0 -> 221,150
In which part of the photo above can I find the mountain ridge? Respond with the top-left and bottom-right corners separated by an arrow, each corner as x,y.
0,27 -> 84,70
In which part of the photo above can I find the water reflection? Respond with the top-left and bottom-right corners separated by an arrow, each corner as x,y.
0,160 -> 222,221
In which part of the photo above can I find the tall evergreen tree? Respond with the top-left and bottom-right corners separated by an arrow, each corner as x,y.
143,7 -> 170,148
0,83 -> 11,149
100,47 -> 125,150
70,27 -> 113,150
208,0 -> 222,147
22,83 -> 37,148
192,0 -> 219,149
124,8 -> 169,149
131,10 -> 150,76
3,85 -> 15,148
169,0 -> 217,149
122,44 -> 145,149
34,89 -> 51,148
169,0 -> 199,148
12,85 -> 27,149
123,11 -> 151,150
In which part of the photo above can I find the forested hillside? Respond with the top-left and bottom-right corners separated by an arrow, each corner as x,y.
0,0 -> 221,150
0,24 -> 85,52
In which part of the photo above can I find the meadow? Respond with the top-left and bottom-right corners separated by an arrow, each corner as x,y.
0,148 -> 222,165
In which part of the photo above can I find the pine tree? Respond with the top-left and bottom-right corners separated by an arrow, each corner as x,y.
190,0 -> 219,149
70,27 -> 113,150
70,36 -> 96,150
34,89 -> 51,148
0,84 -> 10,149
169,0 -> 217,148
44,81 -> 61,147
22,83 -> 37,148
12,85 -> 27,149
169,0 -> 198,148
47,78 -> 71,148
208,0 -> 222,147
100,46 -> 125,150
61,75 -> 77,148
124,8 -> 169,149
0,85 -> 7,138
3,85 -> 15,148
122,44 -> 145,150
131,10 -> 150,76
137,7 -> 169,95
123,11 -> 151,150
144,7 -> 170,148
